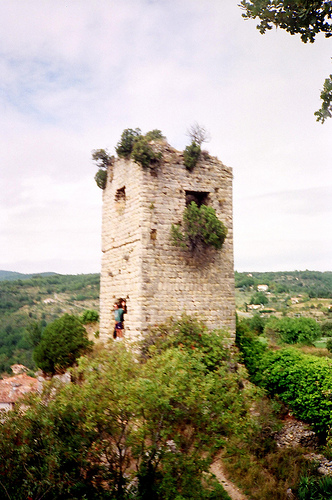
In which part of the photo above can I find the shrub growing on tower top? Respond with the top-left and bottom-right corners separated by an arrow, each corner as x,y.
115,128 -> 163,168
115,128 -> 142,158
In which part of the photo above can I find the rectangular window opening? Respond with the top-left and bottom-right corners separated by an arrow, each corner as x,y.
115,186 -> 126,202
185,191 -> 209,207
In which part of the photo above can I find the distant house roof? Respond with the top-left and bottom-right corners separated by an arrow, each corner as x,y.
0,374 -> 39,405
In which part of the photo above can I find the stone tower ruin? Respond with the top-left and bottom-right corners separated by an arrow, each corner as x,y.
99,140 -> 235,341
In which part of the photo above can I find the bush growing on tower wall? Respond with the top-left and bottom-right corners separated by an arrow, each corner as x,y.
171,201 -> 227,252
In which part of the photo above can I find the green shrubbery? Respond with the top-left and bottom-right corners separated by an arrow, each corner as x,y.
33,314 -> 93,375
80,309 -> 99,324
258,348 -> 332,435
0,317 -> 252,500
236,316 -> 332,436
171,202 -> 227,252
264,316 -> 321,345
183,141 -> 201,171
115,128 -> 163,168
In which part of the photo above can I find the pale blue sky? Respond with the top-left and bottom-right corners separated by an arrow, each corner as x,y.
0,0 -> 331,273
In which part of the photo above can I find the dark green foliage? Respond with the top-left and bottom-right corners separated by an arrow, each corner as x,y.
115,128 -> 142,158
264,316 -> 321,345
171,202 -> 227,251
94,168 -> 108,189
254,348 -> 332,435
322,319 -> 332,336
326,338 -> 332,352
92,148 -> 114,190
92,148 -> 113,168
33,314 -> 92,375
235,274 -> 255,289
81,309 -> 99,324
114,128 -> 164,169
25,320 -> 43,347
240,0 -> 332,43
132,135 -> 162,168
235,319 -> 267,382
145,129 -> 165,141
315,74 -> 332,123
250,291 -> 268,305
297,475 -> 332,499
183,141 -> 201,171
249,314 -> 265,334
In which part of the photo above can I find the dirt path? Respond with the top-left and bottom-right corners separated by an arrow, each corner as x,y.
210,455 -> 248,500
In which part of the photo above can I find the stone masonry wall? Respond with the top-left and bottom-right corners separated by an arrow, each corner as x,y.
100,142 -> 235,342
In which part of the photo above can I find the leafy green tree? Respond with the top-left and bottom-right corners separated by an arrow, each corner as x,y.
240,0 -> 332,122
171,202 -> 227,251
183,141 -> 201,171
115,128 -> 142,158
33,314 -> 92,375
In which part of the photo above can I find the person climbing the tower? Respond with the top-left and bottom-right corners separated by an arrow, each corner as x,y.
113,301 -> 125,339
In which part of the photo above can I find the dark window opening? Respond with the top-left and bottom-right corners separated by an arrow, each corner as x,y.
185,191 -> 209,207
115,186 -> 126,202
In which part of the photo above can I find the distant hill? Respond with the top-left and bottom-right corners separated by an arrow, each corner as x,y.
235,270 -> 332,298
0,270 -> 57,282
0,273 -> 100,374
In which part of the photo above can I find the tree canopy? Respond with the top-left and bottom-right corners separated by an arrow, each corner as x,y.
240,0 -> 332,122
33,313 -> 92,375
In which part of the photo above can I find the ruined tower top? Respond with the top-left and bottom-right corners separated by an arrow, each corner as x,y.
99,135 -> 235,342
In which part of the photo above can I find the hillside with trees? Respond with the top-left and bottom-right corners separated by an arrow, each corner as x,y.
0,273 -> 99,373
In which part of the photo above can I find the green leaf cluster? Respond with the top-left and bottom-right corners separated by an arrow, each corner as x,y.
171,202 -> 227,251
264,316 -> 321,345
33,314 -> 93,375
92,148 -> 114,189
183,141 -> 201,171
315,74 -> 332,123
115,128 -> 163,168
240,0 -> 332,43
80,309 -> 99,324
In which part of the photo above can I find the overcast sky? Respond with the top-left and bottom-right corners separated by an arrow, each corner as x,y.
1,0 -> 331,275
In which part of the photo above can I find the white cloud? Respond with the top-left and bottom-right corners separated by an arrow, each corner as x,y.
0,0 -> 331,273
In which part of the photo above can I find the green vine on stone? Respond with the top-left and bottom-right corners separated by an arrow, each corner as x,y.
171,202 -> 227,252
